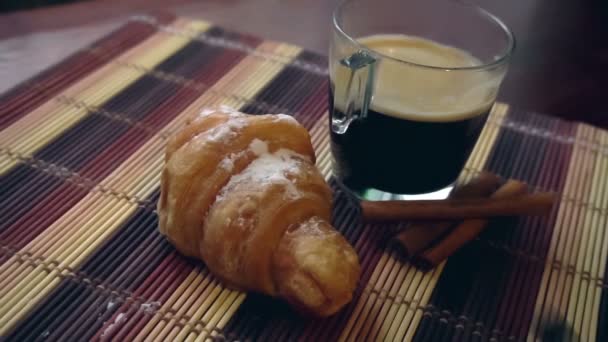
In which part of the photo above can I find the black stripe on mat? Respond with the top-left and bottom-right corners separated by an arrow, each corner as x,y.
412,112 -> 564,341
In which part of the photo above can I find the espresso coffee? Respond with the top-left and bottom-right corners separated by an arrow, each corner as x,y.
330,34 -> 500,194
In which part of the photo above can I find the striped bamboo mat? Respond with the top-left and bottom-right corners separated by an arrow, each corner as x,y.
1,13 -> 607,341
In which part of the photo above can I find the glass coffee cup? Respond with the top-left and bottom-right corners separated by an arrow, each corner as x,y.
329,0 -> 514,201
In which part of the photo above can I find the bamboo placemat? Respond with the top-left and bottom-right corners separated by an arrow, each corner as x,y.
1,13 -> 607,341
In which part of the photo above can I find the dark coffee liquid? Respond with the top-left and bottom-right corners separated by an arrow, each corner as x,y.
329,92 -> 489,193
330,34 -> 498,194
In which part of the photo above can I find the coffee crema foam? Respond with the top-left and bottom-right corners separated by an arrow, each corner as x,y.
334,34 -> 502,122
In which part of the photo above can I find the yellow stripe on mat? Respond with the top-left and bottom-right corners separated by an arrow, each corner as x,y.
308,113 -> 333,180
0,19 -> 210,175
587,129 -> 608,342
565,125 -> 597,342
528,124 -> 608,341
337,103 -> 509,341
0,36 -> 300,334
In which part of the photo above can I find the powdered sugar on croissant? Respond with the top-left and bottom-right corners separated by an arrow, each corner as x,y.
158,107 -> 360,317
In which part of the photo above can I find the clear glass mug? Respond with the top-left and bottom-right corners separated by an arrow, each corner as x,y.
329,0 -> 515,201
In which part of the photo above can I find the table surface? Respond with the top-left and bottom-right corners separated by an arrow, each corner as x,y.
1,0 -> 607,128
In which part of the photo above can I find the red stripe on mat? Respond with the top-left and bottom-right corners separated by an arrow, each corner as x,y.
0,15 -> 175,130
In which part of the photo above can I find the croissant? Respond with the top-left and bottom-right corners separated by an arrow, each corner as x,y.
158,107 -> 360,316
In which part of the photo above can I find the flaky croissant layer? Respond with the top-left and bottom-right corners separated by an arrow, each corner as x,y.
158,107 -> 360,316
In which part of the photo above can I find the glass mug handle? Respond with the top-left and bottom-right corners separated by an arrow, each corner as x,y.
331,50 -> 377,134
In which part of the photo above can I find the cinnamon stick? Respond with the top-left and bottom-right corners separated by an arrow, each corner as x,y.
413,180 -> 529,270
361,192 -> 555,222
392,172 -> 501,258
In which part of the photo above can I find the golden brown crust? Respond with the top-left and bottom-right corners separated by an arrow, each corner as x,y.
158,108 -> 314,257
273,217 -> 361,316
158,107 -> 360,316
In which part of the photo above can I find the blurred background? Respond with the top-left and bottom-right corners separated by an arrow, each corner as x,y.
1,0 -> 607,127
